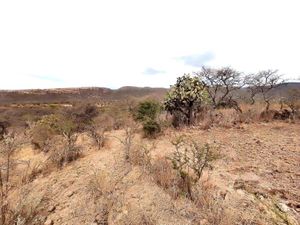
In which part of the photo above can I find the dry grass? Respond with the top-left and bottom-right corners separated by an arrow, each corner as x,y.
0,101 -> 299,225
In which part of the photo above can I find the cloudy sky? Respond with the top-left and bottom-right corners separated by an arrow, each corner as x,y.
0,0 -> 299,89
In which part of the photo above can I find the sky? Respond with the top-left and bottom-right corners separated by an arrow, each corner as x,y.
0,0 -> 300,90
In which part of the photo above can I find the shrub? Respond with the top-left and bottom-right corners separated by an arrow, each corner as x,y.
129,142 -> 155,171
30,114 -> 77,151
133,100 -> 161,122
142,119 -> 161,138
0,121 -> 9,140
169,136 -> 217,200
48,134 -> 81,167
150,157 -> 180,198
71,103 -> 99,131
113,121 -> 138,161
31,123 -> 54,151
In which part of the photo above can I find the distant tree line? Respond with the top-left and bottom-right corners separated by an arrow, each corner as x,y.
164,66 -> 299,126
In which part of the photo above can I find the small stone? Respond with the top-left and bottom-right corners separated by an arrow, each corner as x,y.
48,205 -> 56,212
277,202 -> 289,213
95,214 -> 102,222
66,191 -> 74,197
200,219 -> 208,225
44,219 -> 54,225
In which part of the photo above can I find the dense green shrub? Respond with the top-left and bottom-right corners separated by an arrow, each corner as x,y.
133,100 -> 162,138
142,119 -> 161,138
133,100 -> 161,122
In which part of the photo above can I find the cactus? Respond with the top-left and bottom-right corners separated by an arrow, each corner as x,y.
164,74 -> 210,125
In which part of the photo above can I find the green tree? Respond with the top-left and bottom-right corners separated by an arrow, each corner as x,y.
164,75 -> 210,125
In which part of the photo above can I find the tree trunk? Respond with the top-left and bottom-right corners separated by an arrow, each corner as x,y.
265,100 -> 270,112
187,103 -> 195,125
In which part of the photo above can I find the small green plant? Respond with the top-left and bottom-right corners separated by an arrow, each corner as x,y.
169,136 -> 217,200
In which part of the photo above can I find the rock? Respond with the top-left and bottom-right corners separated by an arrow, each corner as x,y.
44,219 -> 54,225
48,205 -> 56,212
200,219 -> 208,225
95,214 -> 102,222
276,202 -> 289,213
233,179 -> 245,190
66,191 -> 74,197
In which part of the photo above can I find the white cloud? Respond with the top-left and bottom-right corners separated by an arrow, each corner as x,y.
0,0 -> 299,89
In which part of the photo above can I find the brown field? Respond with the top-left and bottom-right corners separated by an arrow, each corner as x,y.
0,98 -> 300,225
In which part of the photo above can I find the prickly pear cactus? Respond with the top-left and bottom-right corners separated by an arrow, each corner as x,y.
164,74 -> 210,125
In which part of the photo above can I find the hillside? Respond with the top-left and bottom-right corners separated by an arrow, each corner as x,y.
0,87 -> 168,105
1,83 -> 299,105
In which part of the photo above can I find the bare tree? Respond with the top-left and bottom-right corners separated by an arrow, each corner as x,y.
195,67 -> 244,112
246,70 -> 283,111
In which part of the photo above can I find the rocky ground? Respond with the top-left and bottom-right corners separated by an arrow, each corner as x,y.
8,121 -> 300,225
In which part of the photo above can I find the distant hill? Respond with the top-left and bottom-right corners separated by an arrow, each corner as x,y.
0,82 -> 299,105
0,86 -> 168,105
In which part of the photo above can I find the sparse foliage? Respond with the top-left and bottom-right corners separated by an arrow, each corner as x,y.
88,125 -> 106,150
246,70 -> 283,111
48,134 -> 81,167
169,136 -> 216,200
113,122 -> 138,161
283,88 -> 300,115
195,66 -> 244,112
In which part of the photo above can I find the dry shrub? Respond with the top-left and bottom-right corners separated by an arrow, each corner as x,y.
211,109 -> 241,128
150,157 -> 180,198
198,109 -> 240,129
113,121 -> 138,161
193,180 -> 231,225
193,179 -> 268,225
88,170 -> 114,199
21,162 -> 44,184
47,134 -> 82,167
119,211 -> 156,225
100,101 -> 134,130
260,109 -> 278,122
30,123 -> 54,151
1,187 -> 46,225
239,109 -> 261,123
88,126 -> 106,150
129,142 -> 155,171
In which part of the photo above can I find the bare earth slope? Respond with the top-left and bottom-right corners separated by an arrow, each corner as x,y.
12,122 -> 300,225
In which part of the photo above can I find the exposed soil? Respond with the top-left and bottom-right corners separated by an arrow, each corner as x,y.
8,122 -> 300,225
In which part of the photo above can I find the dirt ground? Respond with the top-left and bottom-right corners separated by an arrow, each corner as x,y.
8,121 -> 300,225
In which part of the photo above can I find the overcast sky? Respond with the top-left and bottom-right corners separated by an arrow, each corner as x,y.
0,0 -> 299,89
